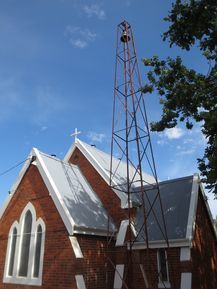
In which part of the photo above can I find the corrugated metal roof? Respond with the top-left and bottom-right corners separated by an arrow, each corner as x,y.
134,176 -> 194,241
77,140 -> 156,190
39,152 -> 115,233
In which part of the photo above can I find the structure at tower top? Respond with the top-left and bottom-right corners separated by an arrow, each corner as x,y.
110,20 -> 160,194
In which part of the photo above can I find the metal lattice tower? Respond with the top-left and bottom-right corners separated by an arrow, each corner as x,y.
109,21 -> 172,289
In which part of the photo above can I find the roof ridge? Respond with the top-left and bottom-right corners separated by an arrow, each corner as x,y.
38,150 -> 79,169
156,175 -> 196,186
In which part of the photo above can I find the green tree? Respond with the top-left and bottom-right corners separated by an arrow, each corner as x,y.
143,0 -> 217,196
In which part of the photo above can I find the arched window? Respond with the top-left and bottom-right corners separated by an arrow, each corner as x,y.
8,227 -> 17,277
3,202 -> 45,286
33,224 -> 42,278
19,210 -> 33,277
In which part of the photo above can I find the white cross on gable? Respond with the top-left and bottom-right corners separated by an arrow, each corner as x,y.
71,128 -> 81,142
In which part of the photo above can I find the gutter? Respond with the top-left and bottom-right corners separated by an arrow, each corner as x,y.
73,224 -> 117,237
132,238 -> 192,249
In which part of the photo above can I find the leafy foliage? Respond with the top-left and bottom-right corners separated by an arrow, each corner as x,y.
143,0 -> 217,196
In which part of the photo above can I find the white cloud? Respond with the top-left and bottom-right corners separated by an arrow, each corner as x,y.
155,131 -> 167,146
157,139 -> 166,145
83,4 -> 106,20
164,127 -> 184,140
70,39 -> 87,49
176,149 -> 195,156
65,25 -> 97,49
183,138 -> 194,144
87,131 -> 106,143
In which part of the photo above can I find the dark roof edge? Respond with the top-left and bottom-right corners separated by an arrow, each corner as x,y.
138,175 -> 194,192
157,175 -> 194,186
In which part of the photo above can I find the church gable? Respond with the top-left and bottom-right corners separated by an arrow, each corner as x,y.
67,145 -> 128,227
0,163 -> 74,288
0,147 -> 116,236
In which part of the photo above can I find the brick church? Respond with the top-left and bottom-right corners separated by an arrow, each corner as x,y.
0,138 -> 217,289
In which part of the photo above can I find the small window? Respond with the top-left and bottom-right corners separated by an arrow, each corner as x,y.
8,227 -> 17,277
157,249 -> 170,288
158,249 -> 168,281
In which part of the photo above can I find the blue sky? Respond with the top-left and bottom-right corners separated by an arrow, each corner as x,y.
0,0 -> 216,217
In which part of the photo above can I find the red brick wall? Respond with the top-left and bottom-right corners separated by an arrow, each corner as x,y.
113,247 -> 182,289
76,235 -> 115,289
191,190 -> 217,289
0,165 -> 77,289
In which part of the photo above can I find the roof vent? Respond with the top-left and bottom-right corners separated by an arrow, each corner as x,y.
50,154 -> 56,157
31,156 -> 36,163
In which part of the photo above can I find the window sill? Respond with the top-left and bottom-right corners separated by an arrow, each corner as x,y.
158,281 -> 171,288
3,276 -> 42,286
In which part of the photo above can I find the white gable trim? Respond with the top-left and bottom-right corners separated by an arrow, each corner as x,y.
180,273 -> 192,289
75,275 -> 86,289
116,220 -> 129,246
139,264 -> 149,288
116,219 -> 137,246
186,174 -> 199,241
113,264 -> 125,289
69,236 -> 83,258
64,139 -> 128,207
180,247 -> 191,261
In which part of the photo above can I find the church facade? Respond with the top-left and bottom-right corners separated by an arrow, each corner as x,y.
0,139 -> 217,289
